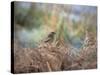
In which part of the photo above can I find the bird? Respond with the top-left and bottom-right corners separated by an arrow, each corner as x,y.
44,32 -> 56,43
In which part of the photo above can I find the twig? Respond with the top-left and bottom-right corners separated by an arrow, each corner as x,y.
46,61 -> 52,71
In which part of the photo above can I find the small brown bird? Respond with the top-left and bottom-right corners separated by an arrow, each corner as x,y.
44,32 -> 56,43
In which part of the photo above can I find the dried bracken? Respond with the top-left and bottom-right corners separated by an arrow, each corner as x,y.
14,31 -> 97,73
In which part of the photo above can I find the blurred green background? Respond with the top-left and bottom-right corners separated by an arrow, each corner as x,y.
14,2 -> 97,49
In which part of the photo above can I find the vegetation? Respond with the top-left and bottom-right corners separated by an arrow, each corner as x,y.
13,2 -> 97,73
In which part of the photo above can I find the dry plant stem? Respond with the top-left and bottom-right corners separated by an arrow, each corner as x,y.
46,61 -> 52,71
